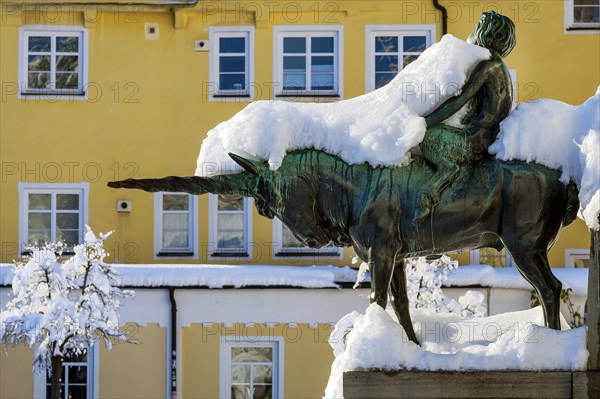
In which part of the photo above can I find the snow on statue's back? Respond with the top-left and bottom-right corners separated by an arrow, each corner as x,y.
195,35 -> 491,176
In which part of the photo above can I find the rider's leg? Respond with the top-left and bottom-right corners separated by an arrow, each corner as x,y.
415,124 -> 470,222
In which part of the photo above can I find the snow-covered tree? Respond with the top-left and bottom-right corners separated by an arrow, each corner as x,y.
1,226 -> 134,399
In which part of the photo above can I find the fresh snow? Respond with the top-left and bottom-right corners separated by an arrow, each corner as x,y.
196,35 -> 490,176
324,305 -> 588,398
0,264 -> 588,294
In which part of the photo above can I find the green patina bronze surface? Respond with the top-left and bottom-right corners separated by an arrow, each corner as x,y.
109,149 -> 578,344
109,13 -> 578,345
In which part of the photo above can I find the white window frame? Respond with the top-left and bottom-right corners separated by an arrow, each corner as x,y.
33,345 -> 99,399
564,0 -> 600,34
273,25 -> 344,99
219,337 -> 284,399
208,194 -> 252,259
209,26 -> 255,101
154,192 -> 198,259
365,25 -> 436,93
565,248 -> 591,268
19,25 -> 89,100
272,217 -> 342,260
18,182 -> 89,254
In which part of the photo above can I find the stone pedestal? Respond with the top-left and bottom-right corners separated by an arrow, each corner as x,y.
343,370 -> 600,398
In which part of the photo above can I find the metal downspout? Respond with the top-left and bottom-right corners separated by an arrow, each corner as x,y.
433,0 -> 448,35
169,288 -> 178,399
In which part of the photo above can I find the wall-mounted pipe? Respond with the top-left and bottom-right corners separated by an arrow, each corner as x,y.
169,288 -> 178,399
433,0 -> 448,35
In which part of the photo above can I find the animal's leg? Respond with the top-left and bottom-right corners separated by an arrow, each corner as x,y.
390,258 -> 419,344
509,250 -> 562,329
367,246 -> 394,310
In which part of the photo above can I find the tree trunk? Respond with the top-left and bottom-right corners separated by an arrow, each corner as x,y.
588,221 -> 600,370
50,355 -> 63,399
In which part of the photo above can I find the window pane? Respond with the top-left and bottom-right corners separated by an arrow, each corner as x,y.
311,37 -> 334,53
28,213 -> 51,229
163,213 -> 189,230
253,365 -> 273,384
57,213 -> 79,229
375,55 -> 398,73
283,37 -> 305,53
28,36 -> 51,52
28,229 -> 51,246
220,74 -> 245,91
283,74 -> 306,90
574,258 -> 592,268
68,365 -> 87,384
220,56 -> 245,73
218,195 -> 244,211
232,365 -> 251,383
163,231 -> 189,248
311,56 -> 333,73
67,385 -> 87,399
311,74 -> 334,90
574,6 -> 600,23
375,36 -> 398,53
232,347 -> 273,362
56,73 -> 79,89
56,55 -> 79,72
57,36 -> 79,52
57,230 -> 79,246
403,55 -> 419,68
57,194 -> 79,210
220,37 -> 245,53
283,56 -> 306,73
232,385 -> 251,399
28,55 -> 51,71
28,73 -> 51,89
29,194 -> 51,210
403,36 -> 426,53
218,214 -> 244,231
282,224 -> 304,248
375,72 -> 396,89
253,385 -> 272,399
163,194 -> 189,211
575,0 -> 599,5
218,231 -> 244,249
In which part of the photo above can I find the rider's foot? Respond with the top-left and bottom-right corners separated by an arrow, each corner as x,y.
413,193 -> 433,224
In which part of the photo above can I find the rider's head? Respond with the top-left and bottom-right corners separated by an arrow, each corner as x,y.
467,12 -> 516,58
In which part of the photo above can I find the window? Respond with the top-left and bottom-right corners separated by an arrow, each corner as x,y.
365,25 -> 435,92
154,193 -> 198,258
208,194 -> 252,258
209,27 -> 255,100
470,248 -> 514,268
19,26 -> 88,97
565,0 -> 600,31
272,218 -> 341,259
34,347 -> 98,399
273,26 -> 343,98
220,339 -> 283,399
19,183 -> 89,253
565,249 -> 591,268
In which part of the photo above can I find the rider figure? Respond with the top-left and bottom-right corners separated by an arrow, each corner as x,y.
415,12 -> 516,222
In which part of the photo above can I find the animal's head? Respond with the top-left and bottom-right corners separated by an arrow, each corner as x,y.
229,153 -> 331,249
467,12 -> 516,58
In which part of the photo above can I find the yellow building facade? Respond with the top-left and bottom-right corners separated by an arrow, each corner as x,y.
0,1 -> 598,398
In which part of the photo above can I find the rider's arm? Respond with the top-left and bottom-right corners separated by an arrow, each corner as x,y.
424,60 -> 493,126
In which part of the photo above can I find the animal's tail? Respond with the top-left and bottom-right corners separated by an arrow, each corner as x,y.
563,180 -> 580,226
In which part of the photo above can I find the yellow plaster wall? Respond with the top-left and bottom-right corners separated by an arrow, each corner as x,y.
99,323 -> 166,398
182,322 -> 334,398
0,1 -> 597,267
0,345 -> 34,399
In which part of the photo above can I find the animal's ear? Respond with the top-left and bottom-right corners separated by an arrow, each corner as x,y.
229,153 -> 269,176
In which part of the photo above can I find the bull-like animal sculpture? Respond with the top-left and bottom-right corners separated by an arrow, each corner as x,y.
109,149 -> 578,344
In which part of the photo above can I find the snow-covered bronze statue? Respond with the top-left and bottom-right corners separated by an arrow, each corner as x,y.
109,12 -> 599,347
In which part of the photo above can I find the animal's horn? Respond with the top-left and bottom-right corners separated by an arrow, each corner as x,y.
229,153 -> 269,176
108,176 -> 213,195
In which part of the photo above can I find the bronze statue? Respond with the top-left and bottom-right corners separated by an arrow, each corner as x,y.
109,149 -> 578,344
109,13 -> 577,345
416,11 -> 516,222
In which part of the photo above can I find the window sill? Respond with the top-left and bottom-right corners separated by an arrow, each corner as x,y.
276,94 -> 340,98
565,26 -> 600,34
156,252 -> 195,257
274,251 -> 341,257
210,252 -> 250,258
212,94 -> 251,98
